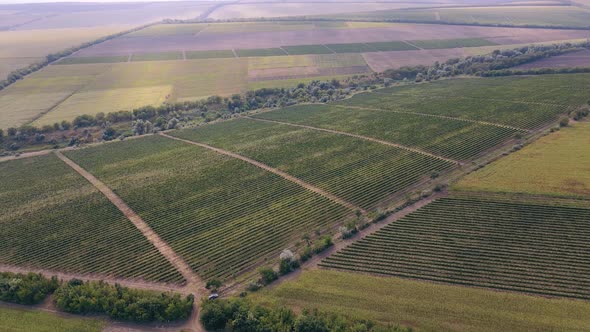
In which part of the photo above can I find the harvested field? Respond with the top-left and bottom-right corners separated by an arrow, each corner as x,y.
56,56 -> 129,65
65,135 -> 352,280
363,48 -> 468,71
325,5 -> 590,28
73,23 -> 590,57
511,49 -> 590,69
456,122 -> 590,198
410,37 -> 497,49
208,2 -> 434,20
0,26 -> 127,79
321,196 -> 590,299
253,269 -> 590,332
0,154 -> 184,284
171,118 -> 454,209
33,85 -> 172,126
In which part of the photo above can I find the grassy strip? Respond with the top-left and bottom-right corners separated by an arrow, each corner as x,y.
186,49 -> 235,59
236,48 -> 287,57
56,56 -> 129,65
131,52 -> 183,62
0,306 -> 105,332
252,269 -> 590,332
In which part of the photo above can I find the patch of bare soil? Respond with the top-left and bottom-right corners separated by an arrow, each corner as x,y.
512,49 -> 590,69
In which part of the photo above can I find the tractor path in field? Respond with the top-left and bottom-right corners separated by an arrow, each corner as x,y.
54,151 -> 205,332
265,191 -> 448,289
247,116 -> 459,164
160,132 -> 364,213
0,263 -> 186,294
335,104 -> 530,132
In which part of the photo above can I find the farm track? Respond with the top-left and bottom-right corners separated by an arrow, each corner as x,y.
246,116 -> 459,164
159,132 -> 363,213
53,151 -> 205,331
334,104 -> 530,132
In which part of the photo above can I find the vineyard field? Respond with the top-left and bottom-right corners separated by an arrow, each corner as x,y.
65,135 -> 351,280
321,196 -> 590,299
171,118 -> 454,209
252,104 -> 519,160
0,154 -> 184,284
336,74 -> 590,130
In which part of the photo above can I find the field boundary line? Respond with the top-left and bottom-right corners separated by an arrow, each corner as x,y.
403,40 -> 423,50
334,104 -> 530,132
323,44 -> 337,54
247,116 -> 459,164
53,151 -> 204,291
182,50 -> 187,61
127,53 -> 132,62
231,48 -> 238,58
160,132 -> 364,213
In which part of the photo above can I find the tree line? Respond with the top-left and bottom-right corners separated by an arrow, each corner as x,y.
0,271 -> 193,323
2,41 -> 588,154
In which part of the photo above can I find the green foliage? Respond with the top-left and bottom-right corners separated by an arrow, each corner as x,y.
313,235 -> 333,254
54,280 -> 193,322
200,298 -> 410,332
259,267 -> 278,285
206,278 -> 223,291
0,272 -> 58,305
559,117 -> 570,127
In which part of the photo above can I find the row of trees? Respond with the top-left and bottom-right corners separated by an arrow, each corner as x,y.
200,298 -> 411,332
0,272 -> 193,323
3,41 -> 588,154
54,279 -> 194,322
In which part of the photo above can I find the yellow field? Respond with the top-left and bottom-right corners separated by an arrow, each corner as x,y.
0,26 -> 129,81
252,269 -> 590,332
456,122 -> 590,198
34,85 -> 173,125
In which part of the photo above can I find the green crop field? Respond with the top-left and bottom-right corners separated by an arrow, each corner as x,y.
171,118 -> 454,209
0,306 -> 105,332
321,196 -> 590,299
282,45 -> 333,55
365,41 -> 418,52
252,269 -> 590,332
236,48 -> 288,57
410,38 -> 497,49
64,135 -> 351,280
323,6 -> 590,28
0,154 -> 184,283
56,55 -> 129,65
131,52 -> 183,62
186,49 -> 236,59
253,104 -> 519,160
338,74 -> 590,129
456,122 -> 590,198
326,43 -> 376,53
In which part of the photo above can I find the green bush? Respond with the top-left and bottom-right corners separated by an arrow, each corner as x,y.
54,280 -> 193,322
313,236 -> 334,254
0,272 -> 58,305
258,267 -> 278,285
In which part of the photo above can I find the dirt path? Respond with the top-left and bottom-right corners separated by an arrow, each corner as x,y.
248,116 -> 458,164
336,104 -> 529,132
268,191 -> 447,287
0,264 -> 186,294
160,132 -> 363,213
54,151 -> 205,332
